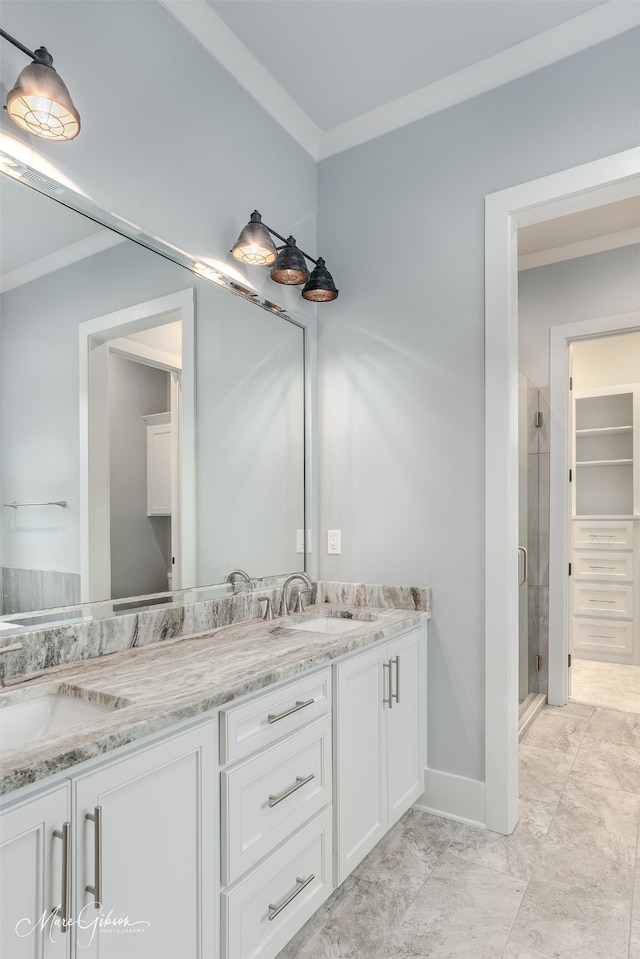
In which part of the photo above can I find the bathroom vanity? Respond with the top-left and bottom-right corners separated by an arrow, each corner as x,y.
0,597 -> 428,959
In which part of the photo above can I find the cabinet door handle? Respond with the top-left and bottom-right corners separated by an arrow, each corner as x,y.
391,655 -> 400,704
85,805 -> 102,908
52,822 -> 71,933
268,773 -> 315,807
268,874 -> 315,921
383,660 -> 393,709
267,698 -> 314,724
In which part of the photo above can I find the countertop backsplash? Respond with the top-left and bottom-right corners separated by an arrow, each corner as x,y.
0,581 -> 431,686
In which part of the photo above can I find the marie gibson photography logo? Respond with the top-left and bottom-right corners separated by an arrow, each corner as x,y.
16,903 -> 151,948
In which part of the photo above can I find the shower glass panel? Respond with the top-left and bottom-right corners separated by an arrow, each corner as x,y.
518,372 -> 549,713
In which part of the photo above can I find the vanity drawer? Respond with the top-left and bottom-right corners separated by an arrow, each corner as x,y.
573,520 -> 635,550
222,808 -> 332,959
573,619 -> 634,658
572,551 -> 634,582
572,582 -> 633,619
221,715 -> 332,884
220,667 -> 331,765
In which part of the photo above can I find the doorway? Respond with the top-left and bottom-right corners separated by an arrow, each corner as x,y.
565,329 -> 640,713
484,147 -> 640,835
79,288 -> 196,605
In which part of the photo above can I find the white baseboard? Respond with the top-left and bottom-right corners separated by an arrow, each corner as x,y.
413,767 -> 486,829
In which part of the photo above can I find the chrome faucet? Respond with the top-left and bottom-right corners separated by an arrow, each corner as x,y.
279,573 -> 313,617
225,569 -> 253,588
0,642 -> 23,687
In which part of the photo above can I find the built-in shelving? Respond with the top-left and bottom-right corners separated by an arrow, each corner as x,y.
570,383 -> 639,667
573,388 -> 636,517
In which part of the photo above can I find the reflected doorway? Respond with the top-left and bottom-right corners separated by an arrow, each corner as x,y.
79,289 -> 195,605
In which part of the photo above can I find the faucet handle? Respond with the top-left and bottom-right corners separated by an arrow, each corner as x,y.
258,596 -> 273,621
294,589 -> 313,614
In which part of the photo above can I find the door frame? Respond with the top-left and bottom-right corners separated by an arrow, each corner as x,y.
484,146 -> 640,834
79,288 -> 195,603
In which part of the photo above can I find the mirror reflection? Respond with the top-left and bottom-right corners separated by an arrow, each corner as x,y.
0,172 -> 305,622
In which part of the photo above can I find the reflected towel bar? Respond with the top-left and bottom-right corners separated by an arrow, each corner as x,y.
4,500 -> 67,508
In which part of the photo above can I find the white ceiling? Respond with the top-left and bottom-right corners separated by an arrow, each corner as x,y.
161,0 -> 640,158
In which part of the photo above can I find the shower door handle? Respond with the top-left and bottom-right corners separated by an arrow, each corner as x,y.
518,547 -> 528,586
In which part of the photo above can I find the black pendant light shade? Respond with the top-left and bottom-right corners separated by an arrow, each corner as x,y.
5,45 -> 80,141
232,211 -> 277,266
302,258 -> 339,302
271,236 -> 309,285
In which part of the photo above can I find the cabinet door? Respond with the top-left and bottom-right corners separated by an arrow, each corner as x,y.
1,783 -> 70,959
73,723 -> 216,959
387,628 -> 426,825
334,645 -> 386,884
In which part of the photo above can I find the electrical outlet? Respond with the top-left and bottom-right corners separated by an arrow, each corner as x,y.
327,530 -> 341,554
296,530 -> 305,553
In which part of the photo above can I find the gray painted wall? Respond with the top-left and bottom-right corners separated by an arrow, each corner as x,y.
519,245 -> 640,388
108,354 -> 171,599
317,31 -> 640,782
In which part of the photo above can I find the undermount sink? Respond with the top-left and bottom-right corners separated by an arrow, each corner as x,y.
284,613 -> 375,635
0,688 -> 118,751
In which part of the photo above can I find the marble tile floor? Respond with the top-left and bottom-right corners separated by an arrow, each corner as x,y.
278,702 -> 640,959
570,659 -> 640,714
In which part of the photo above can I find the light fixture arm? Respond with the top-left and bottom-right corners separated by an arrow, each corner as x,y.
258,215 -> 320,267
0,28 -> 52,66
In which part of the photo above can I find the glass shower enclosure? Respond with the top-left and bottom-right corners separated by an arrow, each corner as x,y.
518,372 -> 549,731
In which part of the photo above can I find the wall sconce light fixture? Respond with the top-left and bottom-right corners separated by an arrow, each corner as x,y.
232,210 -> 338,302
1,28 -> 80,140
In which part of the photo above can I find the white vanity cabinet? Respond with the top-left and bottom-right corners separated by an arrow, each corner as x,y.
72,722 -> 216,959
334,626 -> 426,884
1,722 -> 216,959
0,783 -> 71,959
220,668 -> 334,959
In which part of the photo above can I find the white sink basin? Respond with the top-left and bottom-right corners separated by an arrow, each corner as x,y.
0,691 -> 116,751
285,615 -> 372,634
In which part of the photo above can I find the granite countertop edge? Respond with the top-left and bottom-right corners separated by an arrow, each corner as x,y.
0,604 -> 429,796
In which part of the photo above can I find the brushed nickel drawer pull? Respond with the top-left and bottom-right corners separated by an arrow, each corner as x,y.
590,634 -> 615,640
269,773 -> 315,807
267,698 -> 314,724
589,534 -> 615,539
588,565 -> 616,570
85,805 -> 102,908
589,599 -> 616,604
52,822 -> 71,932
268,874 -> 315,921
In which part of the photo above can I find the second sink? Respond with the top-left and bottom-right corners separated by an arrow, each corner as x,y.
0,688 -> 119,751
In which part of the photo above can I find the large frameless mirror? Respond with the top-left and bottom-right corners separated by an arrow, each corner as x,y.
0,157 -> 308,632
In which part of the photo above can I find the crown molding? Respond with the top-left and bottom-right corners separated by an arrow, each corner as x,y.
159,0 -> 321,159
319,3 -> 640,159
0,231 -> 125,293
160,1 -> 639,163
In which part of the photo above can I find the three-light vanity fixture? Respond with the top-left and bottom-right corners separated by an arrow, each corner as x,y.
232,211 -> 338,303
1,28 -> 80,140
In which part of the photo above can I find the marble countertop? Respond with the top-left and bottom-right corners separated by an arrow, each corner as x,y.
0,604 -> 429,796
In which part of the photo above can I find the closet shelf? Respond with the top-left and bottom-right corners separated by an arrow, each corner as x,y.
576,459 -> 633,467
575,426 -> 633,437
